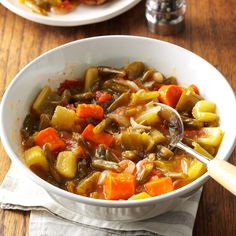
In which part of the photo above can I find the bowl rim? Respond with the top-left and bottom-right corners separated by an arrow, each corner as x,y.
1,35 -> 236,207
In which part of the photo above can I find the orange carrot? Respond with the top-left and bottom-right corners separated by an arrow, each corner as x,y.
96,91 -> 112,104
158,85 -> 183,108
104,172 -> 135,200
144,177 -> 174,196
76,104 -> 104,120
34,127 -> 66,152
82,124 -> 113,147
189,84 -> 199,94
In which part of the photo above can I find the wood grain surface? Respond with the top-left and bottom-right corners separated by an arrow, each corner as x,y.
0,0 -> 235,235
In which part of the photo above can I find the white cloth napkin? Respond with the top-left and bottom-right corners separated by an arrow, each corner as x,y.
0,165 -> 202,236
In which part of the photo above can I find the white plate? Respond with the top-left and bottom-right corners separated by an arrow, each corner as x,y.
1,0 -> 142,26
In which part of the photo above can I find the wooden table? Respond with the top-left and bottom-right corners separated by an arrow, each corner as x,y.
0,0 -> 235,235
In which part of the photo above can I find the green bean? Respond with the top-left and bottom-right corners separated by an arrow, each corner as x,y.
107,92 -> 130,112
137,162 -> 154,184
92,159 -> 122,172
125,61 -> 145,80
93,118 -> 112,134
84,67 -> 99,92
72,92 -> 95,102
95,144 -> 106,160
76,172 -> 101,195
181,115 -> 204,129
103,79 -> 130,93
105,149 -> 119,163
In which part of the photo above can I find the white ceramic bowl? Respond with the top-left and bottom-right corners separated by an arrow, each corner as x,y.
1,36 -> 236,222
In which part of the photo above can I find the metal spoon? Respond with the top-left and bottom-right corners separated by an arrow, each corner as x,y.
157,103 -> 236,195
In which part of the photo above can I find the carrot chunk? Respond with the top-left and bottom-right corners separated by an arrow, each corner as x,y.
158,85 -> 183,108
96,91 -> 112,104
144,177 -> 174,196
104,172 -> 135,200
82,124 -> 113,147
76,104 -> 104,120
34,127 -> 66,152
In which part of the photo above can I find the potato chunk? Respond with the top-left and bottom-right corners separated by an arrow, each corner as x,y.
195,127 -> 223,147
56,151 -> 77,179
51,106 -> 76,131
24,146 -> 49,172
192,100 -> 218,122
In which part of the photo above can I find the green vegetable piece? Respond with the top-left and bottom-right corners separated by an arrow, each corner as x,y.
175,86 -> 203,112
157,145 -> 174,159
181,115 -> 204,129
107,92 -> 130,112
72,92 -> 95,102
24,0 -> 48,16
95,144 -> 119,162
84,67 -> 99,92
98,66 -> 126,77
125,61 -> 145,80
92,159 -> 122,172
130,91 -> 159,105
140,69 -> 155,82
93,118 -> 112,134
32,86 -> 61,116
137,162 -> 154,184
103,79 -> 130,93
76,172 -> 101,195
121,132 -> 155,152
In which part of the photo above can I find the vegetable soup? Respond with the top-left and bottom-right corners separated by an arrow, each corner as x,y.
21,61 -> 223,200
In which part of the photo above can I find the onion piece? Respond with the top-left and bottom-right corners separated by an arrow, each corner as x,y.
181,158 -> 188,174
116,79 -> 141,92
97,170 -> 110,185
130,117 -> 151,130
119,160 -> 136,174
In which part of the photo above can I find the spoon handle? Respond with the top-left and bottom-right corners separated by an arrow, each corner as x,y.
207,158 -> 236,196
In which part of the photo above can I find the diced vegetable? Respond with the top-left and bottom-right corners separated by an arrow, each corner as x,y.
32,86 -> 61,116
39,114 -> 51,131
181,115 -> 204,129
92,159 -> 122,172
187,142 -> 213,180
176,86 -> 202,112
107,92 -> 130,112
122,150 -> 139,162
189,84 -> 199,94
135,105 -> 161,125
121,131 -> 155,152
150,130 -> 166,144
76,104 -> 104,120
130,90 -> 159,105
24,146 -> 49,172
128,192 -> 151,200
84,67 -> 99,92
125,61 -> 145,80
56,151 -> 77,179
76,172 -> 101,196
82,124 -> 114,147
103,172 -> 136,200
195,127 -> 223,147
192,100 -> 218,122
96,91 -> 112,103
93,118 -> 112,134
103,79 -> 130,93
136,161 -> 154,184
34,127 -> 66,151
51,106 -> 76,131
158,85 -> 183,108
144,177 -> 174,196
157,145 -> 174,159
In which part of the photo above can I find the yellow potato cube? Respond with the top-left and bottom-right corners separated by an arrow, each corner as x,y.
56,151 -> 77,179
51,106 -> 76,131
24,146 -> 49,172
